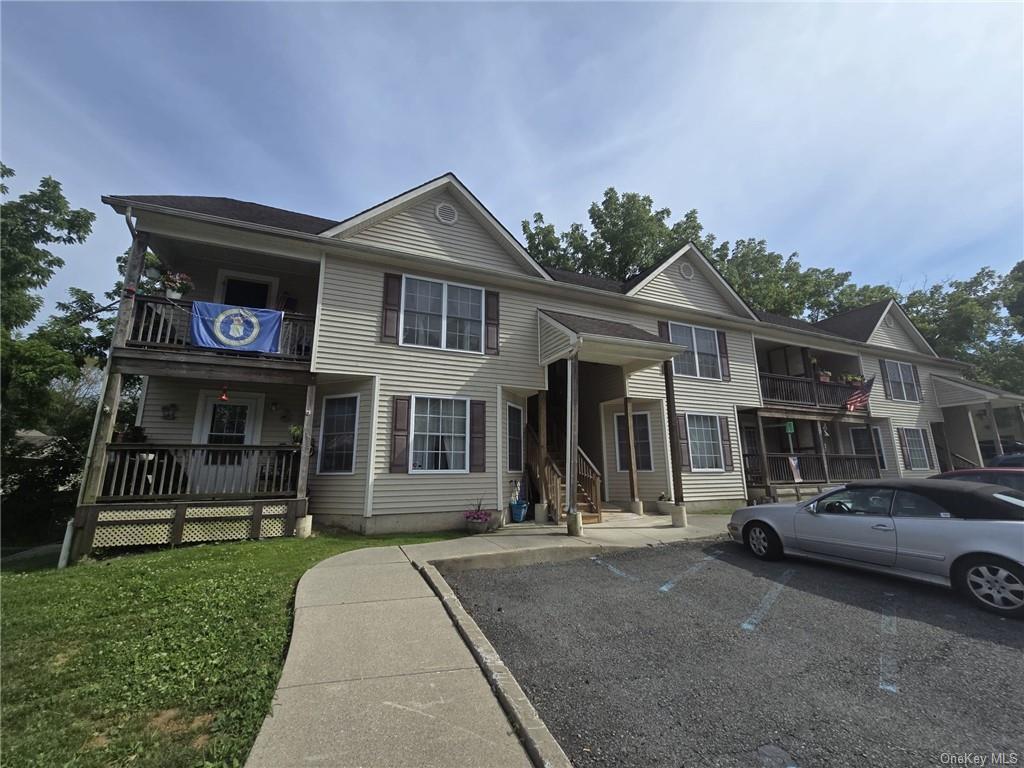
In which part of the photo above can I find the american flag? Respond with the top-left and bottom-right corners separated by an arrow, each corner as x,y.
845,376 -> 875,411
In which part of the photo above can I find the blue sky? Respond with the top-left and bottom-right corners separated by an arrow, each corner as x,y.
3,2 -> 1021,321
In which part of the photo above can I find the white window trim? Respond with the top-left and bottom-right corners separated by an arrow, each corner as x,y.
191,390 -> 265,445
399,274 -> 485,355
409,394 -> 472,474
885,360 -> 919,403
849,426 -> 887,471
614,411 -> 656,472
668,321 -> 722,381
506,402 -> 524,473
903,427 -> 930,470
317,393 -> 360,475
686,412 -> 726,473
214,269 -> 280,309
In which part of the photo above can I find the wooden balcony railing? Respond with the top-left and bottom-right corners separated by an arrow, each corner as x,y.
759,452 -> 879,485
99,443 -> 301,501
577,447 -> 603,518
759,372 -> 866,410
127,295 -> 315,360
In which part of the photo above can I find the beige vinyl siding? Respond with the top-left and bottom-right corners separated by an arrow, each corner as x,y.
862,357 -> 944,477
632,259 -> 744,317
678,407 -> 747,503
344,191 -> 531,278
307,377 -> 373,521
868,311 -> 930,355
538,316 -> 574,364
601,400 -> 670,505
932,377 -> 986,407
138,377 -> 306,445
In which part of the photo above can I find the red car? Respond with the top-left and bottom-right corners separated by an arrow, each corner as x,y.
932,467 -> 1024,492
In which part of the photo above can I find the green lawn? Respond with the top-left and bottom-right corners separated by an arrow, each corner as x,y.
1,531 -> 460,768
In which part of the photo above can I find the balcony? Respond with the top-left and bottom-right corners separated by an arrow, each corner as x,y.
759,372 -> 866,411
126,295 -> 315,361
99,443 -> 301,502
744,452 -> 880,486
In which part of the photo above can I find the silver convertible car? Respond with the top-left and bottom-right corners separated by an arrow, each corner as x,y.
728,479 -> 1024,617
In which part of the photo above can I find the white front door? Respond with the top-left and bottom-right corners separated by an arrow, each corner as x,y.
191,393 -> 264,495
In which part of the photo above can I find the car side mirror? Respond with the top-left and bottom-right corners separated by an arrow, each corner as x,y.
805,501 -> 818,514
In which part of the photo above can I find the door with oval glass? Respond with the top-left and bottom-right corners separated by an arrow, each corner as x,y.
190,393 -> 264,495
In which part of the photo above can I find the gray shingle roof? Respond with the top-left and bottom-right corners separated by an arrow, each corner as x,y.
105,195 -> 340,235
541,310 -> 668,344
811,300 -> 891,342
542,266 -> 626,293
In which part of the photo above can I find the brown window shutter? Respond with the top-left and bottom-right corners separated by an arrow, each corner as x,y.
381,274 -> 402,344
469,400 -> 486,472
484,291 -> 500,355
390,396 -> 411,472
923,428 -> 936,470
717,331 -> 731,381
911,365 -> 922,402
879,359 -> 893,399
658,321 -> 669,340
718,415 -> 735,471
896,428 -> 911,470
676,413 -> 691,471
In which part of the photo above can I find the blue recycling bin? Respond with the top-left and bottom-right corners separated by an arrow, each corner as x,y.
510,500 -> 528,523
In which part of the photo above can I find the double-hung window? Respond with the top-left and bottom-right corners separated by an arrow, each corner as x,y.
615,412 -> 654,471
410,396 -> 469,472
669,322 -> 720,379
884,360 -> 919,402
319,395 -> 359,473
902,427 -> 930,470
507,404 -> 524,472
401,276 -> 483,353
686,413 -> 724,471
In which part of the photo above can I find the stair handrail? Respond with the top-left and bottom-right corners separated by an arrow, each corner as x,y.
576,446 -> 602,518
951,452 -> 979,469
526,426 -> 562,522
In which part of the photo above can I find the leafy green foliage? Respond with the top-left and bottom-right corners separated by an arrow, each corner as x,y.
1,532 -> 461,768
524,186 -> 1023,392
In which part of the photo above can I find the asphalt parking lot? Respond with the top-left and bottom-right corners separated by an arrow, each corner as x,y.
442,540 -> 1024,768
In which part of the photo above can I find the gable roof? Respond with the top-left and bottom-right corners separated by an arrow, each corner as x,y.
102,195 -> 340,235
540,309 -> 667,344
811,299 -> 891,342
320,172 -> 552,281
542,266 -> 626,293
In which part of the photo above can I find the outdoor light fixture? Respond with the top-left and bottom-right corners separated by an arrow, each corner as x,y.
219,386 -> 230,402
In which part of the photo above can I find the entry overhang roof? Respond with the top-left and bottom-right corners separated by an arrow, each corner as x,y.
539,310 -> 685,373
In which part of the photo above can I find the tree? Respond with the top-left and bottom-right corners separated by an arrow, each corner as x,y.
523,187 -> 1022,394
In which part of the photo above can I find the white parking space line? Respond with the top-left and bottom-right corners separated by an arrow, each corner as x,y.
741,569 -> 796,632
879,592 -> 899,694
590,556 -> 635,580
658,550 -> 723,594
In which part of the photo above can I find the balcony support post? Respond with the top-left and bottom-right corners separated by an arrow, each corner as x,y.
662,360 -> 686,512
868,422 -> 883,479
814,420 -> 830,483
987,402 -> 1004,456
296,383 -> 317,498
756,413 -> 773,500
78,230 -> 150,507
623,394 -> 641,513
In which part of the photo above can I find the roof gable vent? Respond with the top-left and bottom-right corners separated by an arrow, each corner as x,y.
678,260 -> 695,280
435,202 -> 459,225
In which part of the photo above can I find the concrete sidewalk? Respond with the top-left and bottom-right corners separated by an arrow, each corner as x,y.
246,514 -> 727,767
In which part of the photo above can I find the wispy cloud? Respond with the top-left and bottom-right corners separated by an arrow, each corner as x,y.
1,1 -> 1020,321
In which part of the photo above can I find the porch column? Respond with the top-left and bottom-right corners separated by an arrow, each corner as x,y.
566,354 -> 582,536
296,383 -> 317,498
868,422 -> 883,479
987,402 -> 1004,456
662,360 -> 686,524
623,396 -> 642,515
756,414 -> 773,501
78,230 -> 150,506
814,420 -> 830,484
536,391 -> 549,521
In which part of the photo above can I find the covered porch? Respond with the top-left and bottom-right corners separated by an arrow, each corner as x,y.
739,407 -> 883,501
933,375 -> 1024,468
531,310 -> 686,534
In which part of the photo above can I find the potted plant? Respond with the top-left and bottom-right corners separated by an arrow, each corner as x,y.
162,272 -> 194,300
656,492 -> 675,516
464,501 -> 491,534
818,369 -> 832,383
289,425 -> 303,445
508,480 -> 528,523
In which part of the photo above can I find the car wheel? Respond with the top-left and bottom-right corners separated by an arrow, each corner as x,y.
744,522 -> 783,561
955,555 -> 1024,618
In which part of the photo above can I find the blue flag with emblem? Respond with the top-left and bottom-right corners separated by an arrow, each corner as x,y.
190,301 -> 283,353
